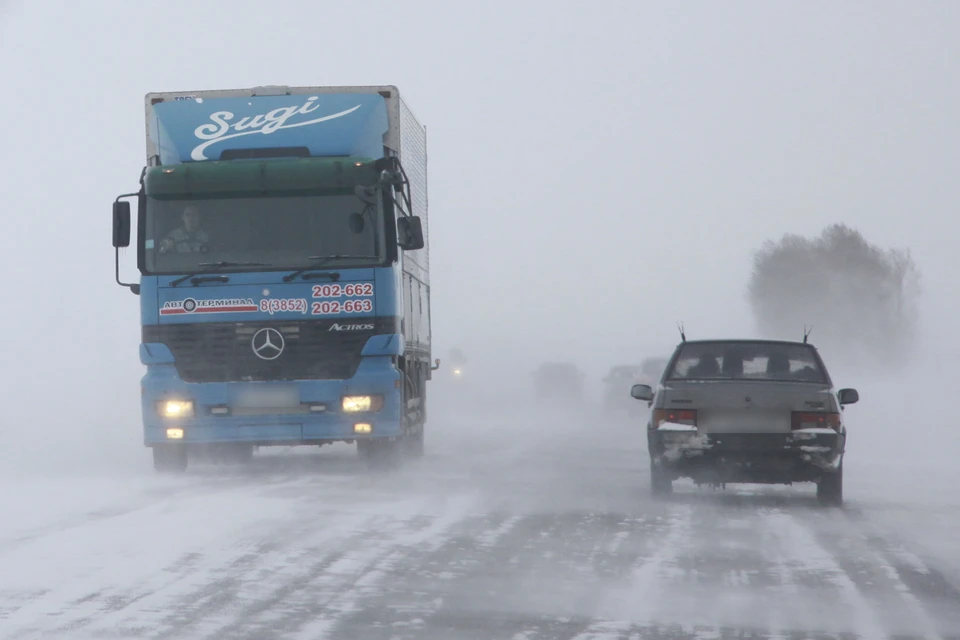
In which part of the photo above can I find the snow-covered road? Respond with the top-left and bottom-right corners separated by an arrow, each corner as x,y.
1,399 -> 958,639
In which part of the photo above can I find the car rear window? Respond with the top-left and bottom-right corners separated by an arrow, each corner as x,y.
666,342 -> 827,383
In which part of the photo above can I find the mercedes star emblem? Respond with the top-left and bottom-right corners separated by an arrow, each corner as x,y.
251,328 -> 285,360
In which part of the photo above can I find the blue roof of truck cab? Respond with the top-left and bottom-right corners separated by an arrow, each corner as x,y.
149,92 -> 389,165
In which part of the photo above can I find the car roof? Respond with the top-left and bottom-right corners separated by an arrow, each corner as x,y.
675,338 -> 814,349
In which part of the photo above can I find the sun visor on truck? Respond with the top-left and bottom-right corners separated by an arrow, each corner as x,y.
149,93 -> 389,165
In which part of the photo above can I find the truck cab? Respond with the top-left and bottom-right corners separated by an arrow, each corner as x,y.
111,85 -> 432,472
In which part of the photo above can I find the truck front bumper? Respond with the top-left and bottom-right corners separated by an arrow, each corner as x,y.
141,355 -> 403,446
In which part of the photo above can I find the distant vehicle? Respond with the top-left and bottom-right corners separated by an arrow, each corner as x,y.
637,356 -> 668,387
533,362 -> 585,400
448,348 -> 467,380
629,338 -> 858,506
602,365 -> 646,410
602,357 -> 668,414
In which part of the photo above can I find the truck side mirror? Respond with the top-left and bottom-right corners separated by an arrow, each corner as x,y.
113,201 -> 131,248
397,216 -> 424,251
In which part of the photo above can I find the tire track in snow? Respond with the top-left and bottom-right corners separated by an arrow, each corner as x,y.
318,510 -> 675,639
251,502 -> 516,640
800,509 -> 960,639
595,504 -> 696,626
760,509 -> 893,639
0,470 -> 400,640
166,493 -> 480,640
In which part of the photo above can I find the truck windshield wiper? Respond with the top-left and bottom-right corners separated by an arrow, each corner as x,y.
169,261 -> 271,287
283,254 -> 379,282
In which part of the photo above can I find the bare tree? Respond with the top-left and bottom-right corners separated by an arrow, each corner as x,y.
747,224 -> 920,368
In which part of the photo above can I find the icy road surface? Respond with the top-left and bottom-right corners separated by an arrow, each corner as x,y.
1,401 -> 959,639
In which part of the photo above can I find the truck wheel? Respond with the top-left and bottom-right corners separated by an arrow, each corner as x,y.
227,444 -> 254,465
650,462 -> 672,497
358,439 -> 401,470
817,465 -> 843,506
403,428 -> 425,458
357,439 -> 374,460
153,444 -> 188,473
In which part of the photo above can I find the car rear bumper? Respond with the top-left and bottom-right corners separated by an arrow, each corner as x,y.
649,429 -> 845,484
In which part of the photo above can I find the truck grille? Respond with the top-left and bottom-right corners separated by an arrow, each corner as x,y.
143,317 -> 398,383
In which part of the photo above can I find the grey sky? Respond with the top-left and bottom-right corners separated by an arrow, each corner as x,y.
0,1 -> 956,418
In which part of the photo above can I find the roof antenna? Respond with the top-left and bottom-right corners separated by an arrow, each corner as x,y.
803,324 -> 813,343
677,321 -> 686,342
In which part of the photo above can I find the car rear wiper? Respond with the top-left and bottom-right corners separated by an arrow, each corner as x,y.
282,254 -> 379,282
169,261 -> 272,287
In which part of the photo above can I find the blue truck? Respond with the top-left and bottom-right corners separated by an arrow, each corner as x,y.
111,85 -> 434,472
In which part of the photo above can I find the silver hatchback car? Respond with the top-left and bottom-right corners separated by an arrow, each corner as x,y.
629,338 -> 859,506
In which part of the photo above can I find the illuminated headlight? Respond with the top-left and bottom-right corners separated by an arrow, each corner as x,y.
158,400 -> 194,418
342,395 -> 383,412
453,368 -> 462,376
353,423 -> 373,434
166,428 -> 184,440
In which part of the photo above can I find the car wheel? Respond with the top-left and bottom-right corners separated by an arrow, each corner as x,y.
817,465 -> 843,507
650,461 -> 673,497
153,444 -> 188,473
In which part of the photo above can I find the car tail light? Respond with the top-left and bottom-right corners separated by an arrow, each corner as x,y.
653,409 -> 697,427
791,411 -> 841,431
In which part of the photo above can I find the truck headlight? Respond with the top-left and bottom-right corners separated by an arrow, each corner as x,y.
158,400 -> 194,418
342,395 -> 384,412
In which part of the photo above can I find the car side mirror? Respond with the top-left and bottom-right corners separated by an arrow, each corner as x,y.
113,201 -> 131,248
630,384 -> 653,402
838,388 -> 859,406
397,216 -> 425,251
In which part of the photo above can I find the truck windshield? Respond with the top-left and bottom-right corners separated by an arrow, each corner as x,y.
144,192 -> 387,274
666,342 -> 828,383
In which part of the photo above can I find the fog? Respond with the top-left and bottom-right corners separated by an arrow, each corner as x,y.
1,1 -> 959,637
4,0 -> 957,467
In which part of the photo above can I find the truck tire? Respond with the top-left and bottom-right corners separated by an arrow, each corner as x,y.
650,462 -> 672,497
817,465 -> 843,507
358,438 -> 401,470
404,428 -> 425,458
153,444 -> 188,473
400,371 -> 424,458
227,443 -> 254,465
